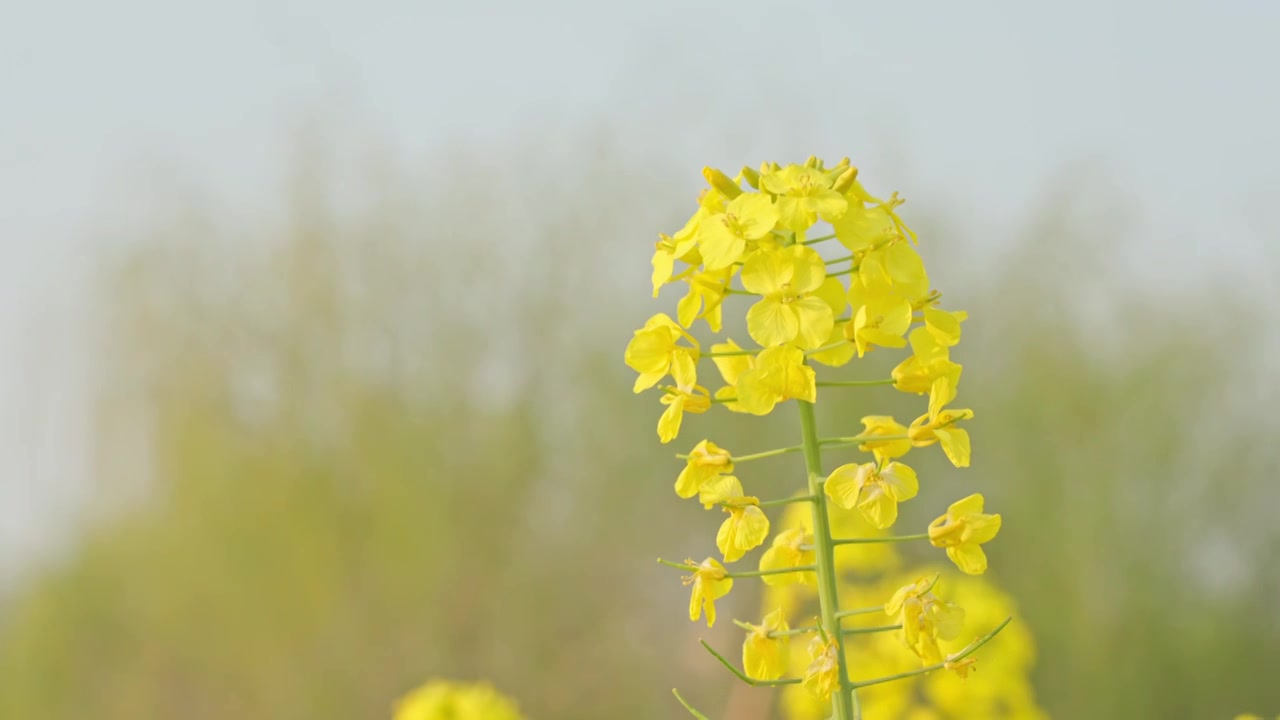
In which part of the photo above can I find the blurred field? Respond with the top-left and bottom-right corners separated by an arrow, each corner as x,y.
0,139 -> 1278,719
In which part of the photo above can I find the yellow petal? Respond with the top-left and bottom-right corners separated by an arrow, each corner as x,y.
824,463 -> 868,510
934,427 -> 971,468
741,247 -> 792,296
948,493 -> 985,518
964,513 -> 1002,545
710,338 -> 753,386
746,298 -> 799,348
791,296 -> 835,350
787,245 -> 827,294
657,397 -> 684,444
699,220 -> 745,271
857,484 -> 897,529
881,462 -> 919,501
947,543 -> 988,575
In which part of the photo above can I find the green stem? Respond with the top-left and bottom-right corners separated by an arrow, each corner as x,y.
829,533 -> 929,546
758,623 -> 901,639
835,606 -> 885,620
825,254 -> 855,265
848,618 -> 1012,690
655,558 -> 815,579
704,348 -> 757,357
802,232 -> 837,245
804,339 -> 851,356
733,445 -> 804,462
699,640 -> 803,686
672,689 -> 710,720
756,494 -> 817,508
820,433 -> 910,452
674,433 -> 907,463
797,399 -> 859,720
816,379 -> 896,388
844,623 -> 902,635
674,445 -> 802,462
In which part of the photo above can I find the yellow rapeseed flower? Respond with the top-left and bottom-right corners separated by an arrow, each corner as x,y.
928,495 -> 1002,575
833,205 -> 900,254
625,313 -> 700,392
824,461 -> 919,529
892,329 -> 963,412
674,439 -> 734,499
858,415 -> 912,462
761,164 -> 848,232
685,557 -> 734,627
699,192 -> 780,270
908,390 -> 973,468
657,384 -> 711,444
759,526 -> 817,586
846,272 -> 913,357
712,476 -> 770,562
802,635 -> 842,700
922,306 -> 967,347
651,189 -> 724,295
886,577 -> 966,664
741,245 -> 834,349
742,608 -> 791,680
735,345 -> 817,416
677,267 -> 734,332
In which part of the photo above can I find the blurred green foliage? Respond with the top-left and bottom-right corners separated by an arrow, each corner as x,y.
0,146 -> 1277,719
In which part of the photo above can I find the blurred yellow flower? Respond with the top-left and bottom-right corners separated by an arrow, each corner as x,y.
943,657 -> 976,679
802,635 -> 842,700
393,679 -> 524,720
685,557 -> 734,627
886,576 -> 965,664
742,607 -> 791,680
928,495 -> 1002,575
759,527 -> 817,586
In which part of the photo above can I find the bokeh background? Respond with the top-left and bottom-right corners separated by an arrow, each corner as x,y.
3,2 -> 1279,718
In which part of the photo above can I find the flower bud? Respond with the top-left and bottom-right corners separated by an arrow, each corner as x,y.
702,166 -> 743,199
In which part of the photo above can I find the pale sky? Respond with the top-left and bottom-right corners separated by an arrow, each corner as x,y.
2,0 -> 1279,584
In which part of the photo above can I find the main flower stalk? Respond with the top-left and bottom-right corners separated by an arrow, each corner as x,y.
798,398 -> 859,720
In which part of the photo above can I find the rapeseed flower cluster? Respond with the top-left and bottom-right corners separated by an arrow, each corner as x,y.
629,158 -> 1013,720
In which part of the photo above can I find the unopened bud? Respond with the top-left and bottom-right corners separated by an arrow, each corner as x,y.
804,155 -> 819,168
833,166 -> 860,194
739,165 -> 760,189
702,166 -> 743,199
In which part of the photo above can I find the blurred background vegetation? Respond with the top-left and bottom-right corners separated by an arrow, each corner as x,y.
0,137 -> 1276,719
4,3 -> 1280,719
